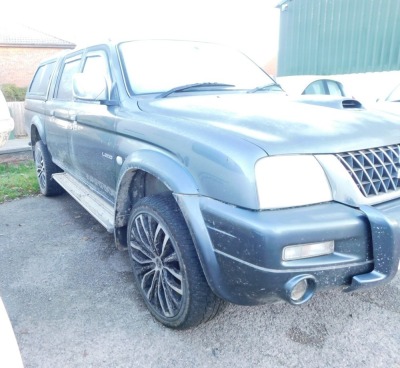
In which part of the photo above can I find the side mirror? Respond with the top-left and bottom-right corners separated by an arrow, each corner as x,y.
73,73 -> 109,101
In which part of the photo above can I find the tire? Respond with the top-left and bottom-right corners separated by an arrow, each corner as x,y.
34,140 -> 64,196
127,194 -> 225,329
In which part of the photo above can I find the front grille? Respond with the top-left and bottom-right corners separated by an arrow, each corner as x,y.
336,145 -> 400,197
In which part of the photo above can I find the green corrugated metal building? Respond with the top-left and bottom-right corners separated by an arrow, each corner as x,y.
277,0 -> 400,76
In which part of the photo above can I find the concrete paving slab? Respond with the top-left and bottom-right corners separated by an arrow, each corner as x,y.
0,138 -> 32,163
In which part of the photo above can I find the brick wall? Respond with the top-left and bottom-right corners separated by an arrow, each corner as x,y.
0,47 -> 65,88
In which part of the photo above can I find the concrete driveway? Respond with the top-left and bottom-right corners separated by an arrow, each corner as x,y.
0,194 -> 399,368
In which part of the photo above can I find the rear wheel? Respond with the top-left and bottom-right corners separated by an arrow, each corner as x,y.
127,194 -> 225,329
34,140 -> 64,196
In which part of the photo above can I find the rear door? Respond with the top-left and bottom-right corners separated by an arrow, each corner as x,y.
46,53 -> 83,170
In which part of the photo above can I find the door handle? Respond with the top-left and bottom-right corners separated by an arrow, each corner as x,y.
52,109 -> 76,122
53,109 -> 70,120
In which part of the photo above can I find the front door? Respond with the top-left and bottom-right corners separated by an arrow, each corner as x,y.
68,50 -> 118,203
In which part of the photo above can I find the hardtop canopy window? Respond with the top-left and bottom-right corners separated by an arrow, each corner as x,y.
28,61 -> 56,97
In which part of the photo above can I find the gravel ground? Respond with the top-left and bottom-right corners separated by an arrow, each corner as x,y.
0,194 -> 399,368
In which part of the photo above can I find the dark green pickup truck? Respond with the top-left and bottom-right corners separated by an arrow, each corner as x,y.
25,39 -> 400,329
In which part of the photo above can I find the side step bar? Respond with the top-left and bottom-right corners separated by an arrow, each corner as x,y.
53,173 -> 115,233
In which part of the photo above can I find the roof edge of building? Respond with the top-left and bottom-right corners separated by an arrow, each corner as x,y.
0,43 -> 76,49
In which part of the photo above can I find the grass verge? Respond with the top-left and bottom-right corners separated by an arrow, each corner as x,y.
0,161 -> 39,203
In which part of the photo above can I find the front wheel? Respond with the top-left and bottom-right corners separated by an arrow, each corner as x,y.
127,194 -> 225,329
34,140 -> 64,196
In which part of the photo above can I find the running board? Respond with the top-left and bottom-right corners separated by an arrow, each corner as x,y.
53,173 -> 115,233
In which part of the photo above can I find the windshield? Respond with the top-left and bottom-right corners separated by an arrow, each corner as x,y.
118,40 -> 275,95
387,84 -> 400,102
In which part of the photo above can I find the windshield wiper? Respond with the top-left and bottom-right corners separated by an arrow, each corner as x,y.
247,83 -> 282,94
158,82 -> 235,98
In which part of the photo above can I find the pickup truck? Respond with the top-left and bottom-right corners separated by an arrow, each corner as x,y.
25,39 -> 400,329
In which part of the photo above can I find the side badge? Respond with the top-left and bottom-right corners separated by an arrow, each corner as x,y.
102,152 -> 113,160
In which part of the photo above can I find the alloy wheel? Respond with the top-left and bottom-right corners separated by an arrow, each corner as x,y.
34,148 -> 46,190
129,212 -> 183,318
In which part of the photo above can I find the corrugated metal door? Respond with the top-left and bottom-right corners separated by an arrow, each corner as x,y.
277,0 -> 400,76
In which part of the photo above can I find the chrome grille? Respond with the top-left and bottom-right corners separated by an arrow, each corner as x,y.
336,145 -> 400,197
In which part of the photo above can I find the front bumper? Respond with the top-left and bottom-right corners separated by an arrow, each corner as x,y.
176,195 -> 400,305
346,202 -> 400,291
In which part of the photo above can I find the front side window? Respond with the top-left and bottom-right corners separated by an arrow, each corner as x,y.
82,52 -> 112,92
55,57 -> 82,100
83,53 -> 110,77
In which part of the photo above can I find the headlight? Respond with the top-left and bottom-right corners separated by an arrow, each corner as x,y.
255,155 -> 332,209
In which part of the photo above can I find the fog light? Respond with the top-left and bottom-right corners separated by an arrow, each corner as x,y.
283,241 -> 334,261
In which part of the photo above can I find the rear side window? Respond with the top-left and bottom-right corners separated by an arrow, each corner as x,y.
28,61 -> 56,97
55,56 -> 82,100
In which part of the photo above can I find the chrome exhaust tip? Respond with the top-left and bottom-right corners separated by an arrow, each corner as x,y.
284,275 -> 316,305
